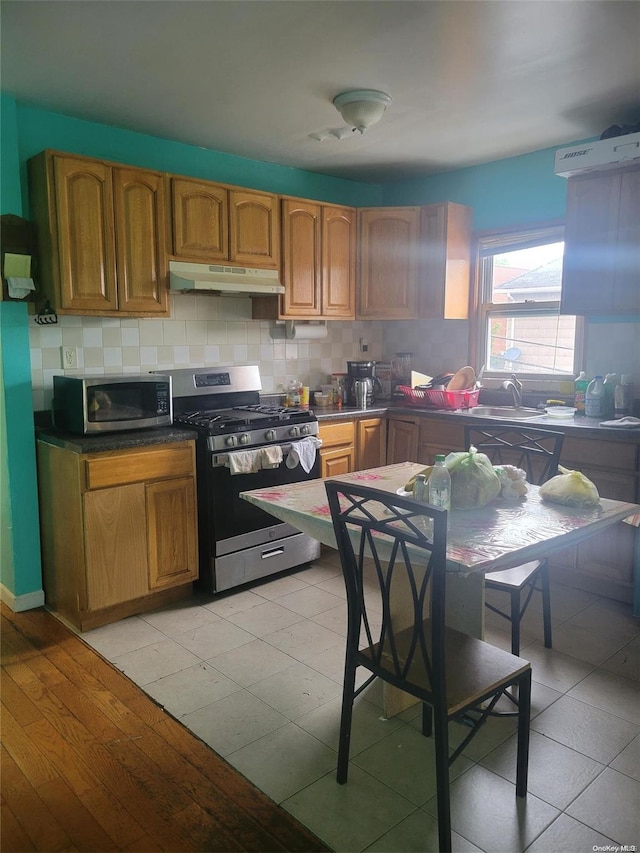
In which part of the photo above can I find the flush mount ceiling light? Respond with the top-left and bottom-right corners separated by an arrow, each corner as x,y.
332,89 -> 392,134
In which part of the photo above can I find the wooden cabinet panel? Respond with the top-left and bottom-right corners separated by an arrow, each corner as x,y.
147,477 -> 198,589
356,417 -> 387,470
230,189 -> 280,268
319,420 -> 355,448
53,155 -> 117,311
322,205 -> 356,318
321,446 -> 355,478
114,167 -> 168,314
84,483 -> 148,609
282,199 -> 321,316
358,208 -> 420,319
172,178 -> 228,260
84,443 -> 195,490
386,417 -> 419,464
561,165 -> 640,315
419,202 -> 472,319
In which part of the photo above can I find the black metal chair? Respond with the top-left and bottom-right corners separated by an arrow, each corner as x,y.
464,424 -> 565,656
325,480 -> 531,853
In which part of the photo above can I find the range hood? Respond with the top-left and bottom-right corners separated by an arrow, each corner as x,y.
169,260 -> 284,297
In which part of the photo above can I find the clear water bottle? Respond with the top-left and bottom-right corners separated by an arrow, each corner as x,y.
428,454 -> 451,511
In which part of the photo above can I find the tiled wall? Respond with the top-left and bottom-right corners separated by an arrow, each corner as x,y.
28,295 -> 473,411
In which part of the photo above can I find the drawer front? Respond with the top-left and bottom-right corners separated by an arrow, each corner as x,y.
318,420 -> 355,448
84,442 -> 194,490
561,437 -> 637,472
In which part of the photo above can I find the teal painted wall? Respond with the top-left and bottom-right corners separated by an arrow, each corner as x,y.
15,104 -> 383,208
1,94 -> 43,601
383,144 -> 572,231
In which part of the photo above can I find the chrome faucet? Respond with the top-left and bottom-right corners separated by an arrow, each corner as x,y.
502,373 -> 523,408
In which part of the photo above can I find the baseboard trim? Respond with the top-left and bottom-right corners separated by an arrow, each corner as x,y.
0,584 -> 45,612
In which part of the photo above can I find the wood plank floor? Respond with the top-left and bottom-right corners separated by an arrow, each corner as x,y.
1,603 -> 329,852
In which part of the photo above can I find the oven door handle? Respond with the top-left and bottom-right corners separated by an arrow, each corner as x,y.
261,547 -> 285,559
212,444 -> 297,468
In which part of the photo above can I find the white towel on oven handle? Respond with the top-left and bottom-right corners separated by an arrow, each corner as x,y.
260,445 -> 284,469
227,448 -> 264,474
285,436 -> 322,473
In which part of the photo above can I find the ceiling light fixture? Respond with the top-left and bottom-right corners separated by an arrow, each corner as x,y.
332,89 -> 392,134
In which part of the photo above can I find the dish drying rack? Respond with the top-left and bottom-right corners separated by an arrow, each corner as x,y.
397,385 -> 480,410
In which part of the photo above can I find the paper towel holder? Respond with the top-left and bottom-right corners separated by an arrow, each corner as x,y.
270,320 -> 328,340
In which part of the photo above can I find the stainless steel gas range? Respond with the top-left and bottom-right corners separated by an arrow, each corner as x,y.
164,365 -> 321,593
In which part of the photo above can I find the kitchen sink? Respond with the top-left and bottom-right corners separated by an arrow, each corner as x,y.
466,406 -> 541,420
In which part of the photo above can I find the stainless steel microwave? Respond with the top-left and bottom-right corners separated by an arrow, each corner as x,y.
52,374 -> 172,435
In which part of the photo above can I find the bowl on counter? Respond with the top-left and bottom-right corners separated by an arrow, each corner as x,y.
313,393 -> 332,408
545,406 -> 577,419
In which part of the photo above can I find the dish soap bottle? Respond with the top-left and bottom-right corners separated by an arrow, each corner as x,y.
585,375 -> 605,419
574,371 -> 589,416
602,374 -> 617,420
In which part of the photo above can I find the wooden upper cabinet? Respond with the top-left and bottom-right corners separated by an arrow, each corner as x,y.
230,189 -> 280,268
171,177 -> 279,268
52,155 -> 118,311
172,178 -> 229,260
561,164 -> 640,315
418,202 -> 472,319
357,207 -> 420,319
113,167 -> 168,315
28,151 -> 169,316
322,205 -> 356,317
281,199 -> 321,316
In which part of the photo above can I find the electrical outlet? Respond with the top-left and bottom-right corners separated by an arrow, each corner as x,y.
359,337 -> 369,353
61,346 -> 78,369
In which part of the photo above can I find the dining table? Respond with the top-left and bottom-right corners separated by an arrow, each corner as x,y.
241,461 -> 640,715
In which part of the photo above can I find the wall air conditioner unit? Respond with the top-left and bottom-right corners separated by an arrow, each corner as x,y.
554,132 -> 640,178
169,261 -> 284,296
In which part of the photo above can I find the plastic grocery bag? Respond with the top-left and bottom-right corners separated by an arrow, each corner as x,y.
539,466 -> 600,508
446,447 -> 501,509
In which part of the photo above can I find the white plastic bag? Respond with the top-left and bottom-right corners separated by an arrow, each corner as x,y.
539,466 -> 600,508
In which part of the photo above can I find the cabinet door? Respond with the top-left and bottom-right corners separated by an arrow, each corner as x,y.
386,418 -> 419,464
172,178 -> 229,260
357,208 -> 420,319
114,167 -> 169,314
322,205 -> 356,318
419,202 -> 471,319
356,418 -> 387,470
53,155 -> 118,311
230,189 -> 280,268
561,165 -> 640,315
320,446 -> 355,478
147,477 -> 198,589
84,483 -> 148,609
281,199 -> 322,316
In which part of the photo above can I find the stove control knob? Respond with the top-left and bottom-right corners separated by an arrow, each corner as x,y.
225,435 -> 237,448
301,424 -> 312,436
289,426 -> 300,438
265,429 -> 276,442
239,433 -> 250,445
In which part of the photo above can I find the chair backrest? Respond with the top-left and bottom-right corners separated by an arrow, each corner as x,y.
463,424 -> 564,485
325,480 -> 448,703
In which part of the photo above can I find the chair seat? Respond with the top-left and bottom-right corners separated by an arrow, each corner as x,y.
367,622 -> 530,717
485,560 -> 543,591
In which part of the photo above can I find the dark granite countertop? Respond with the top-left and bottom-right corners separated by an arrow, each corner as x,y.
36,426 -> 197,454
313,402 -> 640,443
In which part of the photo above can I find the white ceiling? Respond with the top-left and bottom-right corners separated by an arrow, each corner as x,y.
2,1 -> 639,183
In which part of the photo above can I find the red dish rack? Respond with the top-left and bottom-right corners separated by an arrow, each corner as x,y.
397,385 -> 480,410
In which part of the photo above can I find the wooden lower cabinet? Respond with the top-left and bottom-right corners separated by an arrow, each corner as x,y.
356,417 -> 387,470
37,439 -> 198,630
318,416 -> 387,476
387,416 -> 420,464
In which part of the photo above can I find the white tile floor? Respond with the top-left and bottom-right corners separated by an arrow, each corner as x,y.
82,550 -> 640,853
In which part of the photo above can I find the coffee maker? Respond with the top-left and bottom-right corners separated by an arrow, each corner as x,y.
346,361 -> 381,407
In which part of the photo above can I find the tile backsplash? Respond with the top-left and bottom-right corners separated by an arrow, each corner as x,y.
28,293 -> 637,412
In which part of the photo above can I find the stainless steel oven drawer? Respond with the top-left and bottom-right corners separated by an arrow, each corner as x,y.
214,532 -> 321,592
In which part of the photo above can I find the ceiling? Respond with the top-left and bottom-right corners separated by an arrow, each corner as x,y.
2,1 -> 639,183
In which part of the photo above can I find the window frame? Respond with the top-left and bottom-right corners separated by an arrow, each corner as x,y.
469,220 -> 584,383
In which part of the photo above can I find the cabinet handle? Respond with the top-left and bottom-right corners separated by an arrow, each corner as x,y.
261,547 -> 285,559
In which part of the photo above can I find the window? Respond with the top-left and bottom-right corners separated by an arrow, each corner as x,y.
474,224 -> 581,378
